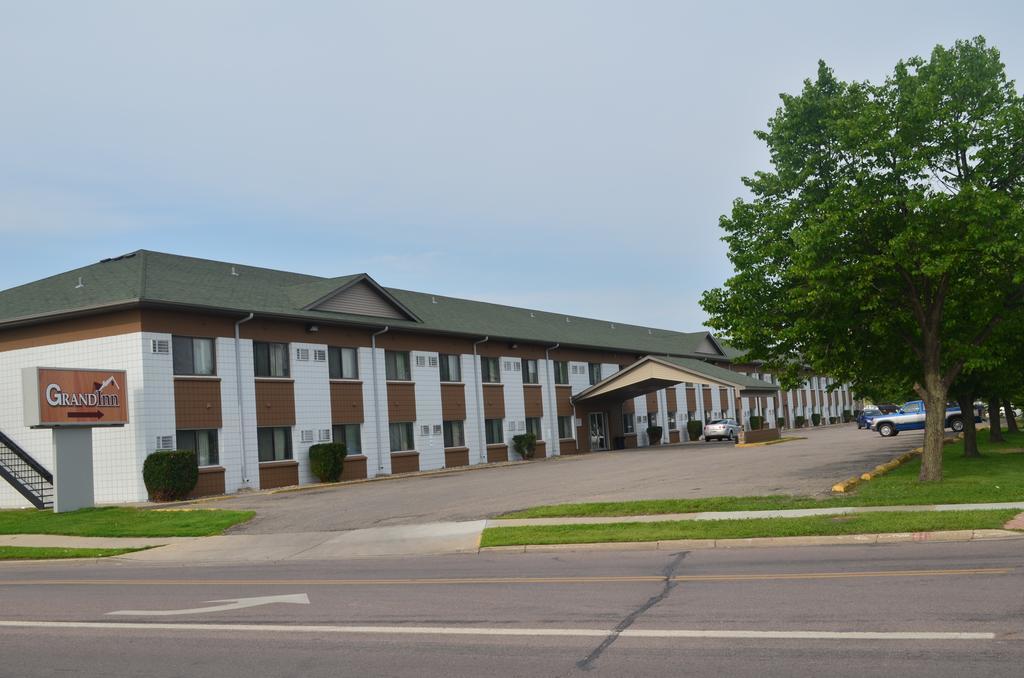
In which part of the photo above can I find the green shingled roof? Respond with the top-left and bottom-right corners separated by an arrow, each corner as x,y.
0,250 -> 724,359
657,356 -> 777,393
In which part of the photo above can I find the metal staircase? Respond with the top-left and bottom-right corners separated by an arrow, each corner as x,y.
0,431 -> 53,509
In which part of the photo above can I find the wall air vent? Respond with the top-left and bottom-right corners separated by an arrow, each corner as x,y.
156,435 -> 174,450
151,339 -> 170,354
415,355 -> 427,368
313,349 -> 327,362
296,348 -> 310,361
432,424 -> 442,435
420,425 -> 430,436
300,430 -> 314,443
319,429 -> 332,442
428,356 -> 438,368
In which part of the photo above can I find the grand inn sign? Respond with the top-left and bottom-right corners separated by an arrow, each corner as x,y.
22,367 -> 129,428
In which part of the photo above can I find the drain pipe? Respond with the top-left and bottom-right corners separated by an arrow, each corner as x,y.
234,312 -> 254,486
472,337 -> 489,462
371,326 -> 390,472
545,343 -> 560,451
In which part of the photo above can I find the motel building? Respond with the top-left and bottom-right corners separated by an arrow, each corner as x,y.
0,251 -> 856,509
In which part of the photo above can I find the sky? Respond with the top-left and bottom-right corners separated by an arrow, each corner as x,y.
2,1 -> 1023,332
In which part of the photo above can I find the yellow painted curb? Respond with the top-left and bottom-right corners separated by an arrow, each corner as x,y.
736,436 -> 806,448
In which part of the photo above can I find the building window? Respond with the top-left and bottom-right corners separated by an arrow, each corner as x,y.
254,342 -> 289,378
385,351 -> 411,381
553,361 -> 569,385
172,336 -> 215,376
257,426 -> 292,462
328,347 -> 359,380
176,429 -> 219,466
525,417 -> 542,438
389,422 -> 415,452
485,418 -> 503,445
332,424 -> 361,455
481,357 -> 501,383
558,415 -> 574,439
439,354 -> 462,382
588,363 -> 602,385
667,412 -> 678,430
443,420 -> 465,448
622,413 -> 635,434
521,359 -> 539,384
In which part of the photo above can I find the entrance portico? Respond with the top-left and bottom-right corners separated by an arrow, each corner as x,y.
571,356 -> 779,451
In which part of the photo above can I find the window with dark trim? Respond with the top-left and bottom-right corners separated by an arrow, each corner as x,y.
389,422 -> 415,451
176,429 -> 219,466
443,420 -> 465,448
385,351 -> 411,381
521,359 -> 539,384
328,347 -> 359,379
622,414 -> 635,434
439,354 -> 461,382
257,426 -> 292,462
557,415 -> 574,439
254,342 -> 289,378
481,357 -> 501,384
525,417 -> 542,438
173,336 -> 216,376
667,412 -> 678,430
484,418 -> 503,445
588,363 -> 602,385
553,361 -> 569,385
332,424 -> 361,454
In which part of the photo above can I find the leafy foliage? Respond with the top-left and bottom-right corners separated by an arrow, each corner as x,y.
309,442 -> 347,483
143,450 -> 198,501
687,420 -> 704,441
512,433 -> 538,459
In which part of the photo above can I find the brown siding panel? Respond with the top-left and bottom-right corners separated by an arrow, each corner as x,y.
646,392 -> 658,413
556,386 -> 573,416
486,444 -> 508,463
441,384 -> 467,420
702,386 -> 713,414
341,455 -> 367,481
259,461 -> 299,489
390,451 -> 419,474
533,441 -> 547,458
483,384 -> 505,419
445,447 -> 470,468
387,382 -> 417,422
174,378 -> 223,429
665,388 -> 677,412
331,382 -> 365,423
255,380 -> 296,426
621,398 -> 635,414
187,466 -> 226,499
669,430 -> 681,444
523,385 -> 543,417
0,309 -> 143,353
560,439 -> 580,455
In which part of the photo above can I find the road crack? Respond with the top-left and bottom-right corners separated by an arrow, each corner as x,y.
574,551 -> 688,672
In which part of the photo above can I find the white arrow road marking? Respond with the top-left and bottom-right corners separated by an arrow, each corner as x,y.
107,593 -> 310,617
0,621 -> 997,641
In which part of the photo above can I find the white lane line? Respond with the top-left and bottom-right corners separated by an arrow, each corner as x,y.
108,593 -> 310,617
0,621 -> 996,640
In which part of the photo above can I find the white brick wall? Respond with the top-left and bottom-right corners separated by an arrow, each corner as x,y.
501,356 -> 526,459
215,337 -> 258,492
291,342 -> 332,485
539,358 -> 557,454
463,354 -> 485,464
411,350 -> 443,470
633,394 -> 648,446
361,347 -> 388,477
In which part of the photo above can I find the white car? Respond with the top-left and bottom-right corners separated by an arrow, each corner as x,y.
703,419 -> 739,442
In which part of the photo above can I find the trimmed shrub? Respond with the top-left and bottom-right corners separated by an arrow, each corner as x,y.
686,420 -> 703,441
309,442 -> 347,483
647,425 -> 663,445
748,415 -> 764,430
513,433 -> 537,460
795,415 -> 806,428
143,450 -> 198,502
812,413 -> 822,426
776,417 -> 785,429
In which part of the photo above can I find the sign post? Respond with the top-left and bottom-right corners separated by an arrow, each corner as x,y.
22,367 -> 129,513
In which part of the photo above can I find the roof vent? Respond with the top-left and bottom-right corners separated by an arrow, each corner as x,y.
74,277 -> 84,289
530,312 -> 535,318
610,323 -> 615,329
231,266 -> 239,277
565,316 -> 571,323
648,329 -> 653,335
431,296 -> 438,304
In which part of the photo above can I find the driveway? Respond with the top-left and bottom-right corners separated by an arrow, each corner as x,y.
211,424 -> 930,535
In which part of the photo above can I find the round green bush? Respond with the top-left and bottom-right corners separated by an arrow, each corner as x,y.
512,433 -> 537,459
647,425 -> 663,445
686,420 -> 703,441
143,450 -> 198,502
748,415 -> 764,430
309,442 -> 347,483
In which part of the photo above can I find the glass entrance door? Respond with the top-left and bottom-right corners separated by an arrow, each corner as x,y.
589,412 -> 608,451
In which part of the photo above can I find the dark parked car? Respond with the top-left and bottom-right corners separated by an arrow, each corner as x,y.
856,408 -> 882,430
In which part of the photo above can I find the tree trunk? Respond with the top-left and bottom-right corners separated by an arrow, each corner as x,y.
1003,400 -> 1019,434
917,371 -> 949,482
956,392 -> 980,458
989,397 -> 1005,443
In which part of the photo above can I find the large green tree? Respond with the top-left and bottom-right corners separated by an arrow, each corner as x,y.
702,37 -> 1024,481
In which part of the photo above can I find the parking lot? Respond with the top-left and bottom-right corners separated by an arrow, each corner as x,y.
205,424 -> 934,535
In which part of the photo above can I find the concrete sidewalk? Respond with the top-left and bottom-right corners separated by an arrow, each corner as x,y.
485,502 -> 1024,527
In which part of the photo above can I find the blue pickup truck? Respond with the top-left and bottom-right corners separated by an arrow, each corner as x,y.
869,400 -> 965,437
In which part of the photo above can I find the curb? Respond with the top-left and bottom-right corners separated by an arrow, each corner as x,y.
735,436 -> 806,448
832,436 -> 960,493
480,529 -> 1024,554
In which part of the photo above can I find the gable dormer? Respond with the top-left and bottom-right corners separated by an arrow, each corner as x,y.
304,275 -> 419,321
693,332 -> 727,356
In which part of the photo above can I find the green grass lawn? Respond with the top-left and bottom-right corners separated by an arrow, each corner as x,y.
0,546 -> 145,560
499,431 -> 1024,519
480,509 -> 1022,547
0,507 -> 254,537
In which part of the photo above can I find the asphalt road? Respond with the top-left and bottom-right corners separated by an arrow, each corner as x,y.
1,539 -> 1021,677
210,424 -> 935,534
